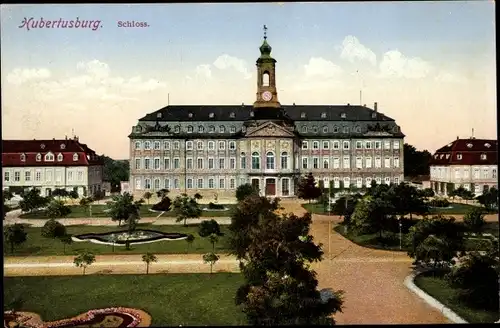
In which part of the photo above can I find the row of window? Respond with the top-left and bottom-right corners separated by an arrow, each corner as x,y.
434,153 -> 490,161
135,140 -> 238,151
431,167 -> 497,180
4,170 -> 85,183
326,176 -> 400,188
302,140 -> 400,150
19,152 -> 80,162
134,154 -> 400,171
136,176 -> 243,190
299,123 -> 398,134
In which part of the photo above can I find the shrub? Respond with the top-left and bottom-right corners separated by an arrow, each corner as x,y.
41,218 -> 67,238
429,198 -> 450,208
235,183 -> 259,202
207,202 -> 225,210
199,219 -> 221,237
151,197 -> 172,211
463,208 -> 486,233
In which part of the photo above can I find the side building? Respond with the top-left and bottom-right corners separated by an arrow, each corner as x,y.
429,137 -> 498,196
128,32 -> 405,200
2,136 -> 104,197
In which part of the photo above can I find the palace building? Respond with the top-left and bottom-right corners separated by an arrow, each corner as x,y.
2,136 -> 104,197
128,30 -> 405,200
429,137 -> 498,196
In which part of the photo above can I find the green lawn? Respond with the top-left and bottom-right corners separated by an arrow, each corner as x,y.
18,204 -> 236,219
4,224 -> 232,256
3,274 -> 246,326
302,203 -> 333,215
334,223 -> 498,253
414,271 -> 498,323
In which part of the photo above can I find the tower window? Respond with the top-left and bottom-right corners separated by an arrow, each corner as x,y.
262,72 -> 270,87
321,112 -> 327,118
209,113 -> 214,118
300,112 -> 306,118
230,112 -> 235,118
341,113 -> 346,119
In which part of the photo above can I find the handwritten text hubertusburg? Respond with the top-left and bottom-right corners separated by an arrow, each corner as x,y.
18,17 -> 102,31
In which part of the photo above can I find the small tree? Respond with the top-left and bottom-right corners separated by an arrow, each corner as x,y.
93,190 -> 105,204
107,193 -> 143,226
59,234 -> 73,254
142,253 -> 158,274
151,196 -> 172,212
79,197 -> 93,216
296,173 -> 322,203
74,251 -> 96,275
173,193 -> 202,226
51,188 -> 69,200
68,189 -> 79,205
4,224 -> 28,254
186,234 -> 195,253
203,252 -> 220,274
143,191 -> 153,205
476,187 -> 498,212
463,208 -> 486,233
41,218 -> 67,238
198,219 -> 221,237
208,233 -> 219,252
421,188 -> 435,198
46,199 -> 71,219
19,188 -> 49,213
156,189 -> 170,200
235,183 -> 259,202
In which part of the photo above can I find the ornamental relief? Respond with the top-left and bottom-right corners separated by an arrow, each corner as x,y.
280,140 -> 291,150
239,141 -> 247,151
251,140 -> 261,151
266,140 -> 276,151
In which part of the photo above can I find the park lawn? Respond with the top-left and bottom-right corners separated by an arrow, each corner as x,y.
414,271 -> 498,323
3,273 -> 246,326
429,203 -> 492,215
18,204 -> 236,219
3,223 -> 232,257
302,203 -> 334,215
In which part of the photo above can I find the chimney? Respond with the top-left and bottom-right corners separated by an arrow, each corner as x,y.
374,102 -> 378,112
456,136 -> 459,140
293,102 -> 296,106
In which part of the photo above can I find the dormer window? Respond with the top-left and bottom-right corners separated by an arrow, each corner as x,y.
45,153 -> 54,161
250,111 -> 254,117
355,126 -> 361,133
230,112 -> 235,118
209,126 -> 215,133
481,153 -> 487,160
230,126 -> 236,133
371,113 -> 377,118
333,126 -> 339,133
209,112 -> 214,118
219,126 -> 225,133
312,126 -> 318,133
341,113 -> 346,119
434,154 -> 438,159
40,143 -> 46,149
60,143 -> 66,150
187,126 -> 193,133
300,112 -> 306,118
322,126 -> 328,133
440,154 -> 444,159
198,126 -> 204,133
188,112 -> 193,118
174,126 -> 180,133
57,153 -> 63,161
321,112 -> 327,118
36,153 -> 42,161
157,113 -> 162,118
445,154 -> 450,159
20,154 -> 26,162
73,153 -> 79,161
393,126 -> 399,132
467,143 -> 473,148
301,126 -> 307,133
485,143 -> 491,148
456,153 -> 462,160
343,126 -> 349,133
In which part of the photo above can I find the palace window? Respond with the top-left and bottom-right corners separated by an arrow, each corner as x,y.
343,126 -> 349,133
57,153 -> 63,161
197,141 -> 203,150
230,112 -> 235,118
20,154 -> 26,162
333,141 -> 339,149
153,141 -> 160,150
197,158 -> 203,169
164,158 -> 170,170
197,178 -> 203,189
25,171 -> 31,182
45,153 -> 54,161
365,141 -> 372,149
365,157 -> 372,168
302,157 -> 308,169
313,157 -> 319,169
187,158 -> 193,169
322,126 -> 328,133
135,141 -> 141,150
481,154 -> 487,160
266,152 -> 275,170
187,126 -> 193,133
230,178 -> 236,189
240,152 -> 246,169
219,141 -> 225,150
173,158 -> 180,169
154,158 -> 161,170
174,179 -> 180,189
356,141 -> 362,149
219,158 -> 225,169
186,141 -> 193,150
323,141 -> 329,149
154,178 -> 160,190
301,126 -> 307,133
356,157 -> 362,168
144,178 -> 151,189
281,152 -> 289,169
4,172 -> 9,182
208,178 -> 215,189
229,141 -> 236,150
302,141 -> 308,149
333,126 -> 339,133
262,72 -> 270,86
321,113 -> 327,118
144,141 -> 151,150
209,126 -> 215,133
174,141 -> 180,150
144,158 -> 151,170
198,126 -> 204,133
343,141 -> 350,150
187,179 -> 193,189
208,158 -> 214,169
230,126 -> 236,133
174,126 -> 180,133
323,158 -> 329,169
252,152 -> 261,169
313,141 -> 319,149
343,156 -> 350,169
135,158 -> 141,169
313,126 -> 318,133
209,113 -> 214,118
230,158 -> 236,169
164,141 -> 170,150
301,112 -> 306,118
208,141 -> 215,150
219,178 -> 225,189
219,126 -> 225,133
282,178 -> 290,196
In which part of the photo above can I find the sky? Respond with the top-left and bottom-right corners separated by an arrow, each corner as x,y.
1,2 -> 496,159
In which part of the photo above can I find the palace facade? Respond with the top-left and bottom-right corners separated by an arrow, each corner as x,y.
128,33 -> 405,200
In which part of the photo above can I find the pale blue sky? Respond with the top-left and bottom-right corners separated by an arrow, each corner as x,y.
1,2 -> 496,159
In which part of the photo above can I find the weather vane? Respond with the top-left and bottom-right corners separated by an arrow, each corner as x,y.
263,24 -> 267,40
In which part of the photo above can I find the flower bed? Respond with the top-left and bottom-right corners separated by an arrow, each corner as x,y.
4,307 -> 151,328
72,229 -> 188,246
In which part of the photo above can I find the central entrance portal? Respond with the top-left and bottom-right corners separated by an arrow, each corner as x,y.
265,178 -> 276,196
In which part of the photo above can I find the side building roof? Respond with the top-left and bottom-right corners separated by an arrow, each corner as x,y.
430,138 -> 498,166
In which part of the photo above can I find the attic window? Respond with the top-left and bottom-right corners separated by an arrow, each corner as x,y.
371,113 -> 377,119
188,113 -> 193,118
466,143 -> 473,148
40,143 -> 46,149
322,126 -> 328,133
157,113 -> 162,118
300,112 -> 306,118
73,153 -> 79,161
230,112 -> 235,118
20,154 -> 26,162
485,143 -> 491,148
439,154 -> 444,159
36,153 -> 42,161
57,153 -> 63,161
45,153 -> 54,161
250,111 -> 254,117
333,126 -> 339,133
481,153 -> 487,160
457,153 -> 462,160
174,126 -> 180,133
434,154 -> 438,159
60,143 -> 66,150
445,154 -> 450,159
209,113 -> 214,118
321,112 -> 327,118
341,113 -> 346,119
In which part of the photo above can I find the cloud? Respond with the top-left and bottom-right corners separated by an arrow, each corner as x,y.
195,64 -> 212,79
434,71 -> 467,83
76,59 -> 110,79
213,54 -> 252,79
6,68 -> 51,85
378,50 -> 433,79
339,36 -> 377,66
304,57 -> 343,79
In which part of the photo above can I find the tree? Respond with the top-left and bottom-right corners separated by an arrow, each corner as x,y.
59,234 -> 73,254
68,189 -> 79,204
446,183 -> 455,198
173,193 -> 202,226
46,199 -> 71,219
446,252 -> 499,310
156,189 -> 170,200
142,253 -> 158,274
421,188 -> 435,198
203,252 -> 220,274
235,183 -> 259,202
19,188 -> 49,213
4,224 -> 27,254
296,173 -> 322,203
73,251 -> 96,275
404,143 -> 432,177
93,190 -> 105,204
41,218 -> 67,239
476,187 -> 498,212
463,208 -> 486,233
107,193 -> 143,226
151,196 -> 172,212
51,188 -> 69,200
143,191 -> 153,205
3,190 -> 14,202
198,219 -> 221,237
350,196 -> 394,238
185,234 -> 195,253
208,233 -> 219,252
460,189 -> 475,204
98,155 -> 129,193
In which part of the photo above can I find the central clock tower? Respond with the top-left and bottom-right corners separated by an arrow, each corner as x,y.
253,25 -> 281,109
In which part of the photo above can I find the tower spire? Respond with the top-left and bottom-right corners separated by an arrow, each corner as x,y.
263,24 -> 267,40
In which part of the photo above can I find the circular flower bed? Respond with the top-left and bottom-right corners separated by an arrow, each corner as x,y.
72,229 -> 188,246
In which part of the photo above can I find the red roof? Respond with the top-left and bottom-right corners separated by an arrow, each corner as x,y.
430,138 -> 498,166
2,138 -> 104,167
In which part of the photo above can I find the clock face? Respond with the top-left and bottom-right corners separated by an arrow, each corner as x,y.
262,91 -> 272,101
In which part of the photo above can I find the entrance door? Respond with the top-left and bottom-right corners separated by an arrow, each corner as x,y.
252,179 -> 260,194
265,178 -> 276,196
